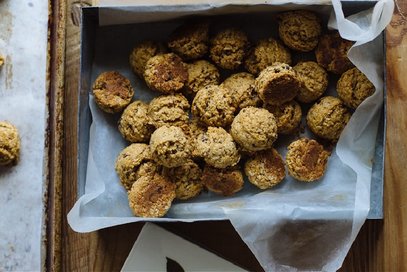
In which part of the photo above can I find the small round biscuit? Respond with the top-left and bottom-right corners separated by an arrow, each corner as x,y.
163,161 -> 203,200
230,107 -> 278,152
0,121 -> 20,166
286,138 -> 330,182
278,10 -> 322,52
115,143 -> 151,190
244,38 -> 292,75
337,67 -> 375,109
144,53 -> 188,93
201,165 -> 244,196
191,85 -> 236,127
255,63 -> 301,105
220,72 -> 262,110
293,61 -> 329,103
307,96 -> 351,141
129,41 -> 166,78
265,100 -> 302,135
92,71 -> 134,113
148,94 -> 190,128
209,28 -> 249,70
195,127 -> 240,169
118,101 -> 154,143
184,60 -> 220,98
244,148 -> 286,189
168,21 -> 210,60
315,32 -> 354,75
150,126 -> 192,168
128,173 -> 176,218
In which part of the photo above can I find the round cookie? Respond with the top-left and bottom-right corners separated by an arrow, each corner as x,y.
337,67 -> 375,109
230,107 -> 278,152
244,148 -> 286,189
209,28 -> 249,70
265,100 -> 302,135
150,126 -> 192,168
168,21 -> 210,60
184,60 -> 220,98
128,173 -> 176,218
118,100 -> 154,143
244,38 -> 292,75
163,161 -> 203,200
220,72 -> 262,110
115,143 -> 152,191
191,85 -> 236,127
92,71 -> 134,113
148,94 -> 190,128
255,63 -> 301,105
144,53 -> 188,93
306,96 -> 351,141
278,10 -> 322,52
293,61 -> 329,103
195,127 -> 240,169
201,165 -> 244,196
286,138 -> 330,182
129,41 -> 166,78
315,32 -> 354,75
0,121 -> 20,166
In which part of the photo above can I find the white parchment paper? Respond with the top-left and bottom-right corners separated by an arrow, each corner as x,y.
68,1 -> 394,271
0,0 -> 48,270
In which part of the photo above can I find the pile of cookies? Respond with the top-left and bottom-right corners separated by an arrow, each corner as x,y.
91,10 -> 375,218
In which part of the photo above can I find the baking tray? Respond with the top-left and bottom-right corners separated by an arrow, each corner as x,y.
77,2 -> 384,220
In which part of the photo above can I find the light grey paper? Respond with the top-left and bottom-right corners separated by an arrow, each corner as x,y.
68,1 -> 394,271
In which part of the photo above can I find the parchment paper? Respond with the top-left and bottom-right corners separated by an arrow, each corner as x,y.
0,0 -> 48,270
68,1 -> 394,271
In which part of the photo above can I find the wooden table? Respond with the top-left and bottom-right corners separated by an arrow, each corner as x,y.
45,1 -> 407,271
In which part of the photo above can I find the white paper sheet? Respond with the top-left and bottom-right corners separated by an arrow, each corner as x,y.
0,0 -> 48,270
68,1 -> 394,271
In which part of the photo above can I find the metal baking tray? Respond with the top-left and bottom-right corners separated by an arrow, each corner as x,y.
78,2 -> 384,219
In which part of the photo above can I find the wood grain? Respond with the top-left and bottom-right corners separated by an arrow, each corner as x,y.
46,1 -> 407,271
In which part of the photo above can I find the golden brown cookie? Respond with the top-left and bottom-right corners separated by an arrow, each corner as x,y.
163,161 -> 203,200
184,60 -> 220,98
315,32 -> 354,75
220,72 -> 262,110
307,96 -> 351,141
191,85 -> 236,127
115,143 -> 152,190
0,121 -> 20,166
209,28 -> 249,70
129,41 -> 166,78
286,138 -> 330,182
118,100 -> 154,143
201,165 -> 244,196
293,61 -> 329,103
168,21 -> 210,60
195,127 -> 240,169
92,71 -> 134,113
255,63 -> 301,105
148,94 -> 190,128
0,55 -> 4,67
244,148 -> 286,189
144,53 -> 188,93
278,10 -> 322,52
150,126 -> 192,168
230,107 -> 278,152
337,67 -> 375,109
244,38 -> 292,75
265,100 -> 302,135
128,173 -> 176,218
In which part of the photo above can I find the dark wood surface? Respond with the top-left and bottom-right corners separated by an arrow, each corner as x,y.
46,1 -> 407,271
